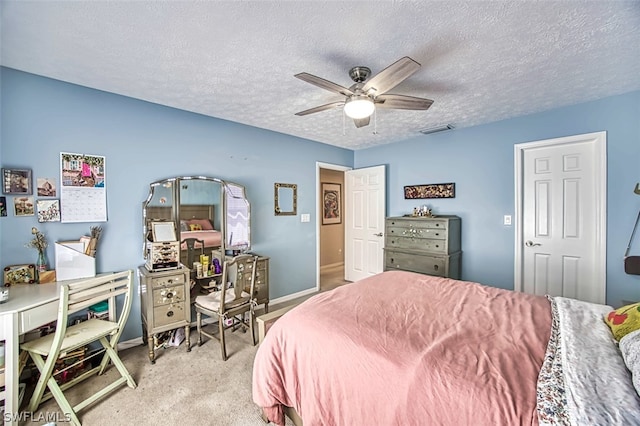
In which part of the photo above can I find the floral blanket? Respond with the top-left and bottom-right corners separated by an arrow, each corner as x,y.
537,296 -> 640,425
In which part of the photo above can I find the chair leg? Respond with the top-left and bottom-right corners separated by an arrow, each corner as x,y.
27,352 -> 81,425
250,311 -> 257,346
100,337 -> 137,389
219,316 -> 227,361
197,311 -> 203,346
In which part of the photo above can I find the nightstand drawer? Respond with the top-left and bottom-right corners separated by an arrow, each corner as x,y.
149,273 -> 186,289
152,285 -> 186,306
153,302 -> 188,328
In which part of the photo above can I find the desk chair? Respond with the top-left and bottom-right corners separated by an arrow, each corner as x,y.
194,254 -> 258,360
21,270 -> 137,425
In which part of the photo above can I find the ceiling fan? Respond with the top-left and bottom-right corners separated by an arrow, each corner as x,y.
294,56 -> 433,128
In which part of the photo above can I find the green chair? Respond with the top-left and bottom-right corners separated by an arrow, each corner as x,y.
21,270 -> 137,425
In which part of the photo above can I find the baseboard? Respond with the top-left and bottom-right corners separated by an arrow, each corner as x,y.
320,262 -> 344,273
270,287 -> 317,306
118,337 -> 143,351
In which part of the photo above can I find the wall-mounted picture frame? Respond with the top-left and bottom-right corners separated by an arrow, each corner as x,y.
2,168 -> 33,195
37,199 -> 61,222
14,196 -> 35,216
37,177 -> 57,197
0,196 -> 6,217
3,264 -> 36,285
404,183 -> 456,199
322,182 -> 342,225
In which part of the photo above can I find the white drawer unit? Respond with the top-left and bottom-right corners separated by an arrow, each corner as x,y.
138,265 -> 191,363
384,215 -> 461,279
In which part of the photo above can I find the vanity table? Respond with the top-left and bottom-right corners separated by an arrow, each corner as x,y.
141,176 -> 270,348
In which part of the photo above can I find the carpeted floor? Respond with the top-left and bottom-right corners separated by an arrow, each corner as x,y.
23,326 -> 295,426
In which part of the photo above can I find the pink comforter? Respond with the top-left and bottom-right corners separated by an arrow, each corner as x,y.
252,270 -> 551,426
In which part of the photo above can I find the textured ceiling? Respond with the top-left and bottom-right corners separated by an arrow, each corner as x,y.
1,1 -> 639,150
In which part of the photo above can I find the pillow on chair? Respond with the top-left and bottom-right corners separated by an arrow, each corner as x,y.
195,288 -> 250,311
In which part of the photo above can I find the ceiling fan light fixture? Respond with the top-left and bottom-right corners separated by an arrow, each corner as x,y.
344,95 -> 375,119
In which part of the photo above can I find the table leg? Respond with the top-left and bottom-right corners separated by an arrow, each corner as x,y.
185,325 -> 191,352
2,312 -> 20,426
148,334 -> 156,364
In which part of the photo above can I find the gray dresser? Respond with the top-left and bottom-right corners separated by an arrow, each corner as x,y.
384,215 -> 461,279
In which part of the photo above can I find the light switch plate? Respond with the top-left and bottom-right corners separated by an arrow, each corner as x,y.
301,214 -> 310,223
503,215 -> 512,226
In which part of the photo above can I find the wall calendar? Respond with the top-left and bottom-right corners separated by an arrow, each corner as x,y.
60,152 -> 107,223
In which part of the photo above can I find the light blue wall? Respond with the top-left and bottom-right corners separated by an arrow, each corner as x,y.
0,67 -> 353,341
3,66 -> 639,342
355,90 -> 640,308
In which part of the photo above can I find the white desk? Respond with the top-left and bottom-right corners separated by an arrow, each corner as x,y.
1,281 -> 63,425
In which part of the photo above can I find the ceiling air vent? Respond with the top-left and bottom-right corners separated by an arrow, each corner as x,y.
419,124 -> 455,135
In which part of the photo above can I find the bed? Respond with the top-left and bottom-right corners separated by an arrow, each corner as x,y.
252,270 -> 640,425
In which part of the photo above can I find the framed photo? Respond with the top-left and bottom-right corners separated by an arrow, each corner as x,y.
37,177 -> 57,197
37,199 -> 61,222
3,264 -> 36,285
13,196 -> 35,216
322,183 -> 342,225
0,196 -> 6,217
2,168 -> 32,195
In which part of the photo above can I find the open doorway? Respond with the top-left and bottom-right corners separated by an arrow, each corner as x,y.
318,163 -> 350,292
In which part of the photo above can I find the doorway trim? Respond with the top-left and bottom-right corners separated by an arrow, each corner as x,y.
513,131 -> 607,300
316,162 -> 352,291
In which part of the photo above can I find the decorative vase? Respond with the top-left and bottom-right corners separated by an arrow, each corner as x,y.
37,250 -> 48,273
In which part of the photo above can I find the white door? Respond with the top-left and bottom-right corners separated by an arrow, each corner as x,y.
345,165 -> 386,282
515,132 -> 607,303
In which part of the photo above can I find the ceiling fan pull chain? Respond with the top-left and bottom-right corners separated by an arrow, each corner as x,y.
373,109 -> 377,135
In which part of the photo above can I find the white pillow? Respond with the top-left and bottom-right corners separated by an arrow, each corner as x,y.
619,328 -> 640,396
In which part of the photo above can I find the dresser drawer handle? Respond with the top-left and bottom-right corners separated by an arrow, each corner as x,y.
166,310 -> 174,317
433,265 -> 439,271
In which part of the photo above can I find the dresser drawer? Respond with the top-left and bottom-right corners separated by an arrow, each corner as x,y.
387,225 -> 447,240
386,236 -> 448,253
385,250 -> 446,277
153,302 -> 188,328
386,218 -> 449,230
152,285 -> 186,306
149,273 -> 186,289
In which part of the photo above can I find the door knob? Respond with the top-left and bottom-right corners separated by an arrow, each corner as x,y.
373,232 -> 383,237
525,240 -> 542,247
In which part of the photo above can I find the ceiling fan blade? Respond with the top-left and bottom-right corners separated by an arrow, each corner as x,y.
294,73 -> 354,97
295,101 -> 345,116
353,116 -> 370,128
375,94 -> 434,110
362,56 -> 421,96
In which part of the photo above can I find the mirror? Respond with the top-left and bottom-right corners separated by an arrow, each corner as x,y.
274,183 -> 297,216
142,176 -> 251,269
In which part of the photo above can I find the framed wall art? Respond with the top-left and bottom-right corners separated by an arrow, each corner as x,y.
14,196 -> 35,216
3,264 -> 36,285
404,183 -> 455,199
37,199 -> 61,222
2,168 -> 32,195
322,183 -> 342,225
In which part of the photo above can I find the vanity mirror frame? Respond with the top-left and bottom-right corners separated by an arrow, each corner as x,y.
142,176 -> 251,264
274,183 -> 297,216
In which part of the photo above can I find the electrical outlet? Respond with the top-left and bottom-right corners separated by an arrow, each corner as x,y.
301,214 -> 310,223
503,215 -> 512,226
